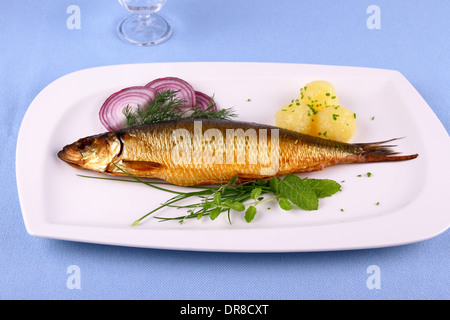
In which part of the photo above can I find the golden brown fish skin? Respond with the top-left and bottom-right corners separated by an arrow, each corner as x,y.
57,119 -> 418,186
57,132 -> 122,171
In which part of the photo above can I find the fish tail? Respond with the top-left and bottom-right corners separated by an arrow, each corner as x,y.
351,138 -> 418,163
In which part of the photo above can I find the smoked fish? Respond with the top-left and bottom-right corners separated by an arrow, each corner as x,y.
57,119 -> 418,186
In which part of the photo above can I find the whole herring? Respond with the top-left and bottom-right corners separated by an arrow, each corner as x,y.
58,119 -> 418,186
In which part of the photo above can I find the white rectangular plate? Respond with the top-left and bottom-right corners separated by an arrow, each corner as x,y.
16,62 -> 450,252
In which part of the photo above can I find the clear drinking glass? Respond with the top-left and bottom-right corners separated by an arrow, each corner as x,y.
118,0 -> 172,46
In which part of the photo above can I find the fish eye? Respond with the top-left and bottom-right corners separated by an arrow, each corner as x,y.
75,138 -> 94,151
75,138 -> 96,158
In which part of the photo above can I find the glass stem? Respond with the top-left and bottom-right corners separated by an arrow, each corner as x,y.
138,13 -> 152,26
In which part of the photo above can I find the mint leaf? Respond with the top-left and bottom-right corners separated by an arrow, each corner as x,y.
232,201 -> 245,212
213,192 -> 221,205
209,207 -> 221,220
305,179 -> 341,198
255,179 -> 268,186
244,206 -> 257,223
279,175 -> 318,211
223,198 -> 232,207
269,177 -> 280,195
202,201 -> 214,210
251,187 -> 262,200
278,198 -> 292,211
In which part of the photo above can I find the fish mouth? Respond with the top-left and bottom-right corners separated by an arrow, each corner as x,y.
57,145 -> 83,166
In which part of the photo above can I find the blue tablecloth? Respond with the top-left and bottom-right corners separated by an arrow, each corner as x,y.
1,0 -> 448,300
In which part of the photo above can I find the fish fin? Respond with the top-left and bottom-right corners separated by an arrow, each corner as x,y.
235,173 -> 273,181
353,138 -> 418,163
121,160 -> 164,171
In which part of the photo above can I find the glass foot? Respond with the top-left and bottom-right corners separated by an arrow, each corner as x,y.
118,13 -> 172,46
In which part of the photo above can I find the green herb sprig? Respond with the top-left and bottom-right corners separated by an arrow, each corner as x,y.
123,90 -> 236,126
79,169 -> 342,225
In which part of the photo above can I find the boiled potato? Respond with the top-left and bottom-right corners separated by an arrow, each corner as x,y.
275,80 -> 356,142
275,100 -> 313,134
315,105 -> 356,142
299,80 -> 340,114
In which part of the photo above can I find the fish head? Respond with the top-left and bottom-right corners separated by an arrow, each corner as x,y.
58,133 -> 122,172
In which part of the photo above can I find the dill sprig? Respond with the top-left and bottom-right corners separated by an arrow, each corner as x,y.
123,90 -> 236,126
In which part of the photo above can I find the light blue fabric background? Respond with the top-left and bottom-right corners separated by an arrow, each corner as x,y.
1,0 -> 448,300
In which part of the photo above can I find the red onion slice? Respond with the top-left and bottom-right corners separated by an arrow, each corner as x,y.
145,77 -> 196,109
99,86 -> 156,131
195,91 -> 217,111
